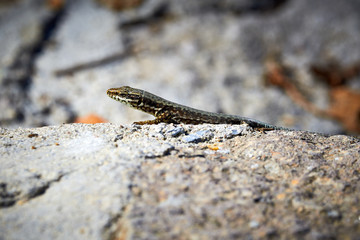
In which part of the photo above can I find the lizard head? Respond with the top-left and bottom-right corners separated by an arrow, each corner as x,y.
107,86 -> 143,108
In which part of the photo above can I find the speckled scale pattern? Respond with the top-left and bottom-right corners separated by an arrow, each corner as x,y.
107,86 -> 293,130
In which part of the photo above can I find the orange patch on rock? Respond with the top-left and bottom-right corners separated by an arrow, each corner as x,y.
75,114 -> 108,124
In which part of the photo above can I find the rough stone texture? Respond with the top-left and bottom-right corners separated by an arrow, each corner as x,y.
1,0 -> 359,134
1,123 -> 359,239
0,0 -> 56,126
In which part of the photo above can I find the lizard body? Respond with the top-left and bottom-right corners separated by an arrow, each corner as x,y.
107,86 -> 294,131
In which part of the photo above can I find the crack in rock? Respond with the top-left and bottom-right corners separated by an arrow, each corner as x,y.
0,173 -> 66,208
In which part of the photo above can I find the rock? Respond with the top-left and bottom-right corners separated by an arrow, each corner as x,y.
0,123 -> 359,239
182,129 -> 214,143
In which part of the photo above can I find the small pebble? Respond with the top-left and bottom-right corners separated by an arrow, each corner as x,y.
166,127 -> 185,137
182,130 -> 214,143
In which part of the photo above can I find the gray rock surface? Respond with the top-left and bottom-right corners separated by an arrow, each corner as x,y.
1,123 -> 359,239
1,0 -> 359,134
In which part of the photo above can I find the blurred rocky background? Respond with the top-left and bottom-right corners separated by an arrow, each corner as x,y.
0,0 -> 359,134
1,2 -> 360,239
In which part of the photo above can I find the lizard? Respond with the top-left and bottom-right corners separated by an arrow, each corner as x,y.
106,86 -> 295,131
